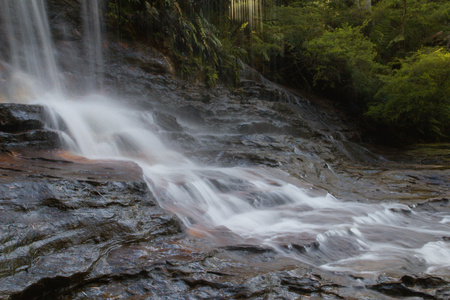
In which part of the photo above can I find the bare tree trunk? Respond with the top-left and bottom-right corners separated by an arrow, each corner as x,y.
401,0 -> 407,38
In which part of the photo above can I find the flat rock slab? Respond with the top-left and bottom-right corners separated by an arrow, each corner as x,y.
0,149 -> 182,299
0,150 -> 330,300
0,149 -> 143,183
1,150 -> 448,299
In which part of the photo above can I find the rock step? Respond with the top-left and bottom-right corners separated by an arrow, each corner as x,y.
0,104 -> 60,150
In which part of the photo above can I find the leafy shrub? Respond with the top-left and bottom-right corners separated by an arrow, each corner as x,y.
366,48 -> 450,141
303,23 -> 382,100
368,0 -> 450,61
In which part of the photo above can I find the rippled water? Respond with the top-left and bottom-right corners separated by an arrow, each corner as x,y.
1,0 -> 449,279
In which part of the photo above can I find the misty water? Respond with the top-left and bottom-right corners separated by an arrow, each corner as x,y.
0,0 -> 449,280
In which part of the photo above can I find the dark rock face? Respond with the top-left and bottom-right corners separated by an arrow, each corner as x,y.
0,104 -> 60,149
369,274 -> 450,299
0,151 -> 182,299
0,104 -> 45,132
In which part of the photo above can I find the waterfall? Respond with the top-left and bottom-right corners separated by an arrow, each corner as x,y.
0,0 -> 62,97
0,0 -> 104,98
0,0 -> 449,279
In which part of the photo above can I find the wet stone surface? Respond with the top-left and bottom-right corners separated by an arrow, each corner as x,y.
0,116 -> 449,299
99,41 -> 449,205
0,150 -> 182,299
0,104 -> 60,150
0,31 -> 449,299
0,150 -> 377,300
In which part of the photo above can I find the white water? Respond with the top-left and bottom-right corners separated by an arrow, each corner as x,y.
1,0 -> 449,278
39,94 -> 450,277
0,0 -> 61,96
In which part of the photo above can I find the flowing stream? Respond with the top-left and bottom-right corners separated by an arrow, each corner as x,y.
0,0 -> 449,279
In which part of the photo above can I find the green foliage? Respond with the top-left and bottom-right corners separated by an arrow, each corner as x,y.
272,4 -> 324,47
106,0 -> 245,86
303,23 -> 382,99
105,0 -> 450,142
107,0 -> 144,26
369,0 -> 450,62
251,29 -> 283,62
367,48 -> 450,140
165,5 -> 244,86
247,0 -> 450,142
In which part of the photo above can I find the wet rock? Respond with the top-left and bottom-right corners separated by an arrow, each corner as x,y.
436,287 -> 450,299
369,282 -> 435,298
240,79 -> 304,104
0,130 -> 61,150
281,274 -> 323,293
2,150 -> 413,300
153,111 -> 183,132
1,22 -> 449,300
54,242 -> 377,300
401,274 -> 449,289
412,198 -> 450,213
216,151 -> 281,167
0,104 -> 45,133
46,0 -> 82,24
222,244 -> 275,254
375,143 -> 450,165
173,105 -> 206,126
0,104 -> 60,150
340,140 -> 383,163
368,274 -> 450,299
0,150 -> 182,300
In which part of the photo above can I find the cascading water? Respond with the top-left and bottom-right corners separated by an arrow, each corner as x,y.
0,0 -> 449,280
0,0 -> 61,98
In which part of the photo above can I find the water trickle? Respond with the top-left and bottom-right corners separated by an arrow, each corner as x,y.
81,0 -> 104,90
0,0 -> 449,280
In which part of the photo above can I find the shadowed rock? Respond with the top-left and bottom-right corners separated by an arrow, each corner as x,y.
0,104 -> 60,150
